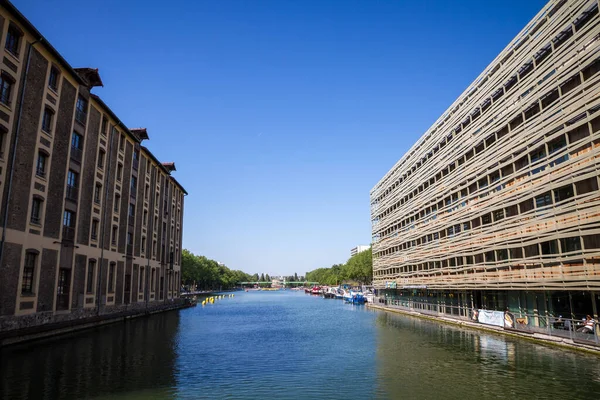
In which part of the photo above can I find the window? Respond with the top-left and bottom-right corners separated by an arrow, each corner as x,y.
91,219 -> 98,240
94,183 -> 102,204
75,96 -> 87,124
71,132 -> 82,149
0,73 -> 13,105
108,263 -> 115,293
111,226 -> 118,246
101,117 -> 107,136
63,210 -> 74,227
36,152 -> 47,177
48,66 -> 59,91
21,252 -> 36,294
131,176 -> 137,195
56,268 -> 71,310
86,260 -> 95,294
119,134 -> 125,151
541,240 -> 558,255
561,237 -> 582,253
116,163 -> 123,182
554,184 -> 574,203
127,232 -> 133,245
141,236 -> 146,253
143,210 -> 148,226
145,184 -> 149,200
41,108 -> 53,133
128,203 -> 135,226
114,194 -> 120,213
66,170 -> 78,201
30,197 -> 42,224
98,149 -> 105,169
535,192 -> 553,208
133,150 -> 139,170
139,267 -> 145,291
5,25 -> 21,55
151,268 -> 155,290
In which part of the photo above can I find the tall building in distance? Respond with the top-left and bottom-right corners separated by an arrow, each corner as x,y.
351,245 -> 370,257
0,0 -> 186,334
371,0 -> 600,321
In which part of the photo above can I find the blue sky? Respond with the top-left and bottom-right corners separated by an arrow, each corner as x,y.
17,0 -> 547,276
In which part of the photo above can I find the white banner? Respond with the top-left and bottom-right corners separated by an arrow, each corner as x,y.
477,310 -> 505,327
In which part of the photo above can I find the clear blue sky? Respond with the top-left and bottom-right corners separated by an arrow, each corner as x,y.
17,0 -> 547,276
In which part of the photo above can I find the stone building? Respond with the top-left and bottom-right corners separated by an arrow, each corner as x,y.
371,0 -> 600,329
0,0 -> 186,335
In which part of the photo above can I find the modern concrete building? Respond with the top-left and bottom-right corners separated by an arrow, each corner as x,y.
350,245 -> 370,257
0,0 -> 186,337
371,0 -> 600,334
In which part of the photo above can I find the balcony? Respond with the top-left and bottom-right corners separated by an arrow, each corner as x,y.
62,226 -> 75,241
70,146 -> 82,163
66,185 -> 78,202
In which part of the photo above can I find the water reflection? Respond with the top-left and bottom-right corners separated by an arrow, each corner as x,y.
375,312 -> 600,399
0,312 -> 180,400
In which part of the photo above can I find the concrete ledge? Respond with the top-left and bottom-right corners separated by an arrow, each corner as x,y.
367,303 -> 600,357
0,300 -> 191,347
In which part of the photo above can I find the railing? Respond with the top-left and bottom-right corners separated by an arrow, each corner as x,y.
377,297 -> 599,346
62,226 -> 75,241
65,185 -> 78,201
70,146 -> 82,163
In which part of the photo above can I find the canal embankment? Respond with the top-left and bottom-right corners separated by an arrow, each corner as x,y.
0,298 -> 192,347
367,302 -> 600,356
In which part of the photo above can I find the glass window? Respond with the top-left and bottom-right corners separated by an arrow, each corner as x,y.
30,198 -> 42,224
75,96 -> 87,124
554,184 -> 574,203
21,252 -> 36,294
41,108 -> 53,133
94,184 -> 102,204
5,25 -> 20,55
108,263 -> 115,293
535,192 -> 553,208
71,132 -> 82,149
36,152 -> 47,177
0,74 -> 13,105
48,67 -> 60,91
86,260 -> 95,294
91,219 -> 98,240
67,170 -> 78,188
63,210 -> 74,227
98,149 -> 105,169
561,237 -> 582,253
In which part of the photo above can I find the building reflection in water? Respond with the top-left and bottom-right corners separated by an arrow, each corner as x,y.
374,312 -> 600,399
0,312 -> 180,400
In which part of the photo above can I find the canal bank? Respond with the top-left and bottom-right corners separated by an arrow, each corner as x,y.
0,298 -> 191,347
368,301 -> 600,356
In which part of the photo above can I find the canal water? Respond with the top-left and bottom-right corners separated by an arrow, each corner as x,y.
1,291 -> 599,399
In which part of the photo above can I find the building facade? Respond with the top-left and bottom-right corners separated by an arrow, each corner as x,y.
0,0 -> 186,334
371,0 -> 600,331
351,245 -> 370,257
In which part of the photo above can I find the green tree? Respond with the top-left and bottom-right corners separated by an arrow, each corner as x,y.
181,249 -> 252,290
265,274 -> 271,282
260,273 -> 265,282
294,272 -> 298,281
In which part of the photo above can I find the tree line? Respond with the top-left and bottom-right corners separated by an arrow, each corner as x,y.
305,248 -> 372,286
181,249 -> 253,291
